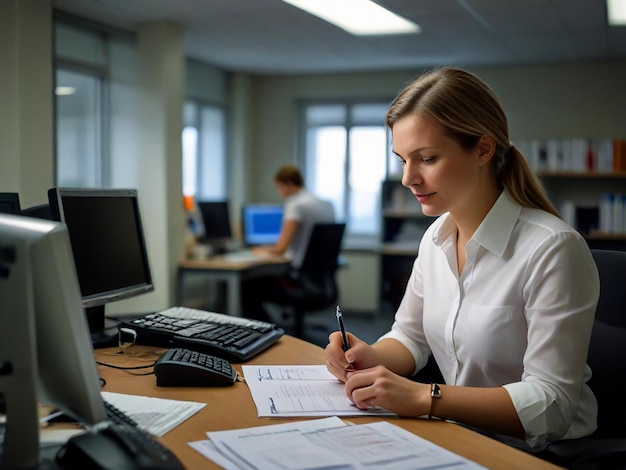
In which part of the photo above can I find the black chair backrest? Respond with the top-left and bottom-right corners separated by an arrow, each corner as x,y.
298,223 -> 346,283
293,222 -> 346,309
590,249 -> 626,328
282,223 -> 346,338
21,203 -> 52,220
587,249 -> 626,438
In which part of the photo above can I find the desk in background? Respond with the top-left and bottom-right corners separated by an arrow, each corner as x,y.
94,336 -> 562,470
177,255 -> 290,316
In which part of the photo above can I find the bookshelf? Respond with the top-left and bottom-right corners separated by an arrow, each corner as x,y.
380,179 -> 434,311
517,138 -> 626,247
539,171 -> 626,249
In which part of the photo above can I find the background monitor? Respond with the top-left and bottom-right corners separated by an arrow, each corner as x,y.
48,188 -> 154,347
197,200 -> 232,252
242,203 -> 284,246
0,214 -> 106,467
0,192 -> 21,215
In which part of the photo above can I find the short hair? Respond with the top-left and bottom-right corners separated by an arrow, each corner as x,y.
274,165 -> 304,187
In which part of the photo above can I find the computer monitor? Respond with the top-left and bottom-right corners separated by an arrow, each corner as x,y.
0,214 -> 106,467
241,203 -> 284,246
197,200 -> 232,252
0,192 -> 21,215
47,188 -> 154,347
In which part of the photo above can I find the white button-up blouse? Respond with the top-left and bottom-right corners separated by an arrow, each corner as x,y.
380,190 -> 599,447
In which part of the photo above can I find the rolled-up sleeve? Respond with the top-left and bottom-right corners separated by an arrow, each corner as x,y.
506,231 -> 599,446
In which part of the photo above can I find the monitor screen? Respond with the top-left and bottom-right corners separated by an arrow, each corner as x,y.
0,214 -> 106,467
197,200 -> 232,248
48,188 -> 154,347
242,203 -> 284,246
0,192 -> 21,215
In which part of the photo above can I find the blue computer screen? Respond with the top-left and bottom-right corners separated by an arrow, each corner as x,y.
242,204 -> 284,246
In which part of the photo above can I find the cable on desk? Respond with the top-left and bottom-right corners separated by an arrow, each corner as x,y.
96,359 -> 158,375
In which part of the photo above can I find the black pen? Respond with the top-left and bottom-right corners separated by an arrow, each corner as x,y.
336,305 -> 350,351
336,306 -> 355,370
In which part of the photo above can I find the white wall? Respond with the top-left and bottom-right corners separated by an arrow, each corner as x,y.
0,0 -> 53,208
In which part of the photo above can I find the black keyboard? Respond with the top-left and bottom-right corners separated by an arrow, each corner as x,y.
119,307 -> 284,362
104,399 -> 139,427
154,347 -> 237,387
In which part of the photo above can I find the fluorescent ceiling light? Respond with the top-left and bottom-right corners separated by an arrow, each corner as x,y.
281,0 -> 420,36
607,0 -> 626,25
55,86 -> 76,96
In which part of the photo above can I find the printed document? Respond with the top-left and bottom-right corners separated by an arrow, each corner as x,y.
189,417 -> 486,469
242,365 -> 396,417
101,391 -> 206,436
189,416 -> 347,470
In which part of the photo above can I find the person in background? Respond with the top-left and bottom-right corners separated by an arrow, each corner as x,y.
325,66 -> 599,451
243,164 -> 335,320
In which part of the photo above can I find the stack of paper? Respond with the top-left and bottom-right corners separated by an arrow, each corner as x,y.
189,416 -> 485,469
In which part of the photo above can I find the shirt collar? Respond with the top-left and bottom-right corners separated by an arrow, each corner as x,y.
431,191 -> 521,258
285,188 -> 304,202
473,190 -> 521,257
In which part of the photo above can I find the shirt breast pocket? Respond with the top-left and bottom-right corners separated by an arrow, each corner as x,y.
463,305 -> 526,366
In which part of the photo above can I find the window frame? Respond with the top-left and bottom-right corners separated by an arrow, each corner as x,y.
296,98 -> 396,248
54,60 -> 110,188
183,98 -> 229,202
53,12 -> 133,189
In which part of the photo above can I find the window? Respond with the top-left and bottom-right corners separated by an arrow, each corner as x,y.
55,21 -> 229,198
300,102 -> 396,245
183,60 -> 230,203
54,22 -> 109,188
55,69 -> 104,187
54,19 -> 139,189
182,101 -> 227,201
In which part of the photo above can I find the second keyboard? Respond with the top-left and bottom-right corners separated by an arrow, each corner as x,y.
118,307 -> 284,362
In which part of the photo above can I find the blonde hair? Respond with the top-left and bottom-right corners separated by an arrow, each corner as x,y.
386,67 -> 560,218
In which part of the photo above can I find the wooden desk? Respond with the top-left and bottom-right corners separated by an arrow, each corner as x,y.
95,337 -> 562,469
177,255 -> 290,316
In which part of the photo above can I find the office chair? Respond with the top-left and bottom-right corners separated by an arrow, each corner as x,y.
535,249 -> 626,469
272,222 -> 346,340
20,203 -> 52,220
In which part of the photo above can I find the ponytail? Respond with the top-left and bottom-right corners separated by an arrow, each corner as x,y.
498,146 -> 561,219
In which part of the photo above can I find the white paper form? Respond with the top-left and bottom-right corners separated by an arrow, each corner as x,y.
242,365 -> 397,418
188,440 -> 242,470
190,416 -> 347,470
203,419 -> 485,470
101,391 -> 206,436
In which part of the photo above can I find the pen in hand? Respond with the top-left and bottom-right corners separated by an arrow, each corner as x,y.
336,305 -> 355,370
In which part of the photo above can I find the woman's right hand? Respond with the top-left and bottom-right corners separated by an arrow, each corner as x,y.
325,331 -> 379,382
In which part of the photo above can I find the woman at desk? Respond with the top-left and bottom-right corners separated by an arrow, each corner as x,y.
243,164 -> 335,320
325,67 -> 599,450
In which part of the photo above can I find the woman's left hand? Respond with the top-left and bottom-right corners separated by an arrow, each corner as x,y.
344,365 -> 431,417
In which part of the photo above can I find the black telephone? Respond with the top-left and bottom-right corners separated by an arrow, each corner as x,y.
56,422 -> 184,470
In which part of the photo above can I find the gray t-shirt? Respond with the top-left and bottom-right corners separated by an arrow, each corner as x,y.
283,189 -> 335,268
